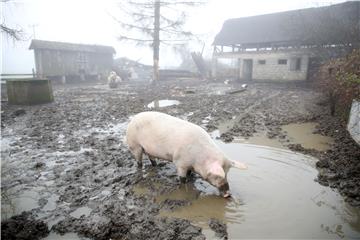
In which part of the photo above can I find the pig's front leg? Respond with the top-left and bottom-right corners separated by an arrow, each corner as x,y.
186,169 -> 195,182
176,165 -> 189,184
147,154 -> 157,166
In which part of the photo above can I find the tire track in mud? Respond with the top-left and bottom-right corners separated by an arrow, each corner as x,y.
217,90 -> 282,141
216,87 -> 321,142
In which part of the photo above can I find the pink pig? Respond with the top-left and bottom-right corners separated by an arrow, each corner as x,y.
126,111 -> 247,197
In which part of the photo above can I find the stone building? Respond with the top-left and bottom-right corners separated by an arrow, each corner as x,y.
212,1 -> 360,81
29,40 -> 115,82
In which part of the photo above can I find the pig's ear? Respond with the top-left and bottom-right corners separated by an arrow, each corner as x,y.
230,160 -> 248,170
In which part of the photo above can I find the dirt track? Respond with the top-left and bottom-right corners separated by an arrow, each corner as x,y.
1,79 -> 359,239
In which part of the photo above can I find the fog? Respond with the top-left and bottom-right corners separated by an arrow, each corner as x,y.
1,0 -> 346,73
1,1 -> 360,239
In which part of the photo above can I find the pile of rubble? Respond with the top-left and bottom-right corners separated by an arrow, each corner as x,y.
113,57 -> 152,82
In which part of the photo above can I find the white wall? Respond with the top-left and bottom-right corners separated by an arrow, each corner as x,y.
215,50 -> 310,81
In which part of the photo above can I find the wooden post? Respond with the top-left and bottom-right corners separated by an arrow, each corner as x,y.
153,0 -> 160,83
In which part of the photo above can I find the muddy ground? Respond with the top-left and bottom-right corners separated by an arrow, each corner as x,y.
1,79 -> 359,239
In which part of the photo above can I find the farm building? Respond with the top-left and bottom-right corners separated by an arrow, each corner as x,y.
29,40 -> 115,82
212,1 -> 360,81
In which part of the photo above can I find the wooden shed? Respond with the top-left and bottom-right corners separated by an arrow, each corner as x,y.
29,39 -> 116,82
212,1 -> 360,81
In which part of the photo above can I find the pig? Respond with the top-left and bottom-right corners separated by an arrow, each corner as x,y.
126,111 -> 247,197
108,71 -> 122,88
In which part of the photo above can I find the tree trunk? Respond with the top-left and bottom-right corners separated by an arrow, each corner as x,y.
153,0 -> 160,83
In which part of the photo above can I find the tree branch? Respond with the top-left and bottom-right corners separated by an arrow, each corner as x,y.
108,13 -> 153,32
118,35 -> 153,42
0,24 -> 24,41
160,1 -> 206,6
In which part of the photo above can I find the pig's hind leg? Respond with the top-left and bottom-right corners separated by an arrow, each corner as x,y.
143,151 -> 157,166
130,145 -> 144,168
147,154 -> 157,166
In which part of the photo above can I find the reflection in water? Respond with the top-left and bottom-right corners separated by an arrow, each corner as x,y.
147,99 -> 180,108
153,140 -> 360,239
156,184 -> 199,203
158,184 -> 244,227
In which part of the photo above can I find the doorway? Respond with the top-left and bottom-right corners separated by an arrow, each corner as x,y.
242,59 -> 253,80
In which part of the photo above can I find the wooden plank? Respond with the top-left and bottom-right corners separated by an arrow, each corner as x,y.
226,88 -> 247,94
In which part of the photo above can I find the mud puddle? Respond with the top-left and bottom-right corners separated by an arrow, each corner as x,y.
282,122 -> 334,151
43,232 -> 89,240
213,129 -> 285,149
1,189 -> 41,220
147,99 -> 180,108
70,206 -> 92,219
217,117 -> 334,151
154,141 -> 360,239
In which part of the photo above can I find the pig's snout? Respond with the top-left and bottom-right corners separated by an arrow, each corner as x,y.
218,182 -> 231,198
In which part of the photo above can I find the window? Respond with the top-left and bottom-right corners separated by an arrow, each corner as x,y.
258,60 -> 266,65
290,58 -> 302,71
278,59 -> 287,65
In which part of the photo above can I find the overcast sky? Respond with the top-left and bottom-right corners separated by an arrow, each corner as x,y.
1,0 -> 347,73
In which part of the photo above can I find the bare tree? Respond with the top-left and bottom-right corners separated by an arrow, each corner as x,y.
111,0 -> 205,82
1,0 -> 25,41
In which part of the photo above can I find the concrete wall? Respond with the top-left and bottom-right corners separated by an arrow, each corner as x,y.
214,50 -> 310,81
7,79 -> 54,105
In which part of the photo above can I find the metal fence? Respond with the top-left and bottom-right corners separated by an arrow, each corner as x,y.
0,74 -> 34,81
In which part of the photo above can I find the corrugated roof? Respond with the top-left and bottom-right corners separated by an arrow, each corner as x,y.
29,39 -> 116,54
214,1 -> 360,47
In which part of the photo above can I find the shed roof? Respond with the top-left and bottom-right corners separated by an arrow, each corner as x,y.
214,1 -> 360,47
29,39 -> 116,54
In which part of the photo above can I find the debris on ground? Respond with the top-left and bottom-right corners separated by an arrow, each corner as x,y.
1,212 -> 49,240
208,218 -> 228,239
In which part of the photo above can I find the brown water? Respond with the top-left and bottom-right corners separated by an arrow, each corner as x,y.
147,99 -> 180,108
154,140 -> 360,239
282,122 -> 334,151
213,129 -> 285,149
217,118 -> 334,151
216,117 -> 285,149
